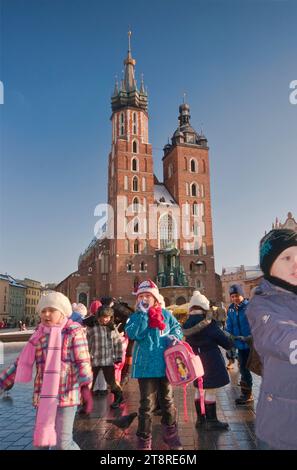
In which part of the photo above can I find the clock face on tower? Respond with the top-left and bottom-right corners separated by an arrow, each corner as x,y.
187,134 -> 195,143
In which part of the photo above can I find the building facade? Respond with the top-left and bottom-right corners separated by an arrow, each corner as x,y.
0,276 -> 9,323
221,265 -> 263,305
18,278 -> 42,326
57,34 -> 217,306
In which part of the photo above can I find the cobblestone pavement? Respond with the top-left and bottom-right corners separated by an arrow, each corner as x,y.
0,343 -> 260,450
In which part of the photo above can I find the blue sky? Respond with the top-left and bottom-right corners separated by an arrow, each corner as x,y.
0,0 -> 296,284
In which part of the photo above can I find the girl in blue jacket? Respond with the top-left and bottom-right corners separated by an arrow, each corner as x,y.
125,280 -> 183,451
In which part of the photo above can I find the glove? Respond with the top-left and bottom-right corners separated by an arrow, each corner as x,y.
80,386 -> 93,414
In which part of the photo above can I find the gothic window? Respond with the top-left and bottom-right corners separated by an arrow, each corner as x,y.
124,175 -> 128,190
132,176 -> 138,191
140,261 -> 145,271
159,213 -> 176,249
132,140 -> 138,154
191,183 -> 198,197
120,112 -> 124,136
190,159 -> 198,173
142,177 -> 146,191
132,157 -> 138,171
134,218 -> 139,233
193,201 -> 198,216
133,112 -> 137,134
133,197 -> 139,213
168,163 -> 173,178
134,240 -> 139,254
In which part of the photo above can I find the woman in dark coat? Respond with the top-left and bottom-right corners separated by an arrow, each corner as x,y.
183,291 -> 234,430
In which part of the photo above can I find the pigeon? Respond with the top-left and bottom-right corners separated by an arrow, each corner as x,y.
106,412 -> 138,430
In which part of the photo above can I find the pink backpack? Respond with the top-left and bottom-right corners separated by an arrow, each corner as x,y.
164,340 -> 205,421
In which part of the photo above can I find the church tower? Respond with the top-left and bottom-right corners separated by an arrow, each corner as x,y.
162,102 -> 216,300
108,32 -> 156,301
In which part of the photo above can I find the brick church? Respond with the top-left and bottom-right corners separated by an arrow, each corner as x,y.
56,33 -> 220,307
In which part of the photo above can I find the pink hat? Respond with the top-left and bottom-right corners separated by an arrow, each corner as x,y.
136,280 -> 163,304
89,300 -> 102,315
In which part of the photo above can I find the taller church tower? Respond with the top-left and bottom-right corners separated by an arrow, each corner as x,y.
108,32 -> 157,300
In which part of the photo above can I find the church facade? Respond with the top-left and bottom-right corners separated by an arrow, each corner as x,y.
56,35 -> 218,307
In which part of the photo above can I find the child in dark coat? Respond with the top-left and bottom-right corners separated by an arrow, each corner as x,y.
183,291 -> 234,430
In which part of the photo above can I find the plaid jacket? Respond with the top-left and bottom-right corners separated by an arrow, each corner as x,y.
0,320 -> 93,407
87,325 -> 123,367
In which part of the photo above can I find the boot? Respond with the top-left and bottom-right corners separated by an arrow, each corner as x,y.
205,403 -> 229,430
194,399 -> 206,428
137,435 -> 152,451
162,423 -> 183,450
110,390 -> 124,409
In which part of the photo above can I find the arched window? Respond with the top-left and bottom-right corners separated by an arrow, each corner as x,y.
193,201 -> 198,216
140,261 -> 145,271
132,157 -> 138,171
132,140 -> 138,154
124,175 -> 128,190
190,159 -> 198,173
168,163 -> 173,178
120,112 -> 124,136
133,197 -> 139,213
134,240 -> 139,254
132,176 -> 138,191
159,213 -> 176,249
134,218 -> 139,233
191,183 -> 197,197
133,112 -> 137,134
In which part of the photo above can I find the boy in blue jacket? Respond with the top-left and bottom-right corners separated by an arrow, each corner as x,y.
226,284 -> 253,404
125,280 -> 183,451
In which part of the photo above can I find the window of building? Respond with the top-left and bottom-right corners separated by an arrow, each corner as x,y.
134,240 -> 139,254
132,176 -> 138,191
140,261 -> 145,271
127,263 -> 132,272
142,177 -> 146,191
193,201 -> 198,216
133,112 -> 137,134
132,157 -> 138,171
120,112 -> 124,136
132,140 -> 138,153
159,213 -> 176,249
191,183 -> 197,197
133,197 -> 139,213
190,159 -> 198,173
134,219 -> 139,233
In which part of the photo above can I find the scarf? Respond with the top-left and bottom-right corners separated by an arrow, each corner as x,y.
15,318 -> 68,447
148,305 -> 166,331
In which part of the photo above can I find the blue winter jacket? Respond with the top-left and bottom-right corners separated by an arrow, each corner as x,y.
125,308 -> 183,378
226,299 -> 251,350
247,279 -> 297,450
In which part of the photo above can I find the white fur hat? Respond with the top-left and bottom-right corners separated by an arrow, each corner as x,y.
72,302 -> 87,317
37,291 -> 72,318
136,280 -> 163,304
189,290 -> 210,312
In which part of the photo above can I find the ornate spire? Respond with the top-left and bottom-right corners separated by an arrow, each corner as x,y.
111,32 -> 148,112
124,30 -> 136,92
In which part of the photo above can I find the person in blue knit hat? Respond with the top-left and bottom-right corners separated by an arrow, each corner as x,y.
247,229 -> 297,449
225,283 -> 253,404
125,280 -> 183,451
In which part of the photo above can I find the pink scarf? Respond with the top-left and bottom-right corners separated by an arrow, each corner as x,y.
148,305 -> 166,330
15,318 -> 68,447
